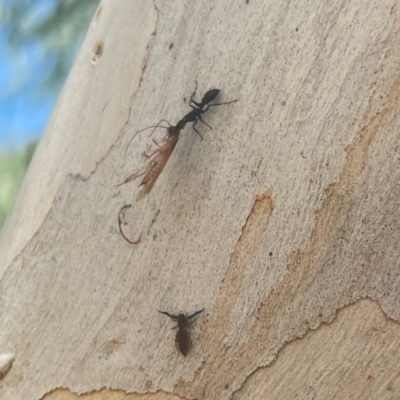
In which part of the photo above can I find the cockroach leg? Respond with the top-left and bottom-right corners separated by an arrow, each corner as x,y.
152,138 -> 165,148
114,170 -> 146,187
118,204 -> 142,245
143,148 -> 161,159
124,119 -> 172,157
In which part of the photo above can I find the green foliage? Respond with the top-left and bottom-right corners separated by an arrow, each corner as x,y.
0,0 -> 100,229
0,140 -> 38,229
2,0 -> 100,93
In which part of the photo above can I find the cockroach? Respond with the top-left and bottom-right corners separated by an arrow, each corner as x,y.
159,309 -> 204,356
175,80 -> 238,139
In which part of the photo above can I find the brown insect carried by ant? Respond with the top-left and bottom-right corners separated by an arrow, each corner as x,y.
116,125 -> 180,244
116,124 -> 181,200
159,309 -> 204,356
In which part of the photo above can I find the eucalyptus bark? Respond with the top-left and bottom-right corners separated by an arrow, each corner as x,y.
1,1 -> 400,399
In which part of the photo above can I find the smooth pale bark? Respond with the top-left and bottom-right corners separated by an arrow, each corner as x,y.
1,1 -> 400,399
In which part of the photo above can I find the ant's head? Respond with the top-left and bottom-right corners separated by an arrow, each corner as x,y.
202,89 -> 220,105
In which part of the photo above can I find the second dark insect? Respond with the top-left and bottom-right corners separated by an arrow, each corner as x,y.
159,309 -> 204,356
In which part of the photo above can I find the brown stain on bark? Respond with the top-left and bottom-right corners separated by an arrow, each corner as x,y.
249,68 -> 400,343
230,299 -> 400,399
177,193 -> 274,392
221,193 -> 274,296
211,192 -> 274,343
183,48 -> 400,400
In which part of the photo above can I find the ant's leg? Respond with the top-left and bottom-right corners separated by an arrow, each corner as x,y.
188,80 -> 200,108
192,120 -> 203,141
198,115 -> 213,130
208,99 -> 239,107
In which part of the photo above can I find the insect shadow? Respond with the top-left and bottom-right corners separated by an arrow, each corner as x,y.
159,309 -> 204,356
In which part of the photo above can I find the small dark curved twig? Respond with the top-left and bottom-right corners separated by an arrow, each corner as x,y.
118,204 -> 142,244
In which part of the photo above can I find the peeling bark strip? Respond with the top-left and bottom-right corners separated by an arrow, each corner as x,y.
0,352 -> 15,379
230,299 -> 400,399
40,388 -> 183,399
217,192 -> 275,312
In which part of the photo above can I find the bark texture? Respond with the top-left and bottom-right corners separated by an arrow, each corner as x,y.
1,1 -> 400,399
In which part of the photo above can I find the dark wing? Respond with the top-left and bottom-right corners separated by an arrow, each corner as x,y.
158,310 -> 178,320
187,309 -> 204,320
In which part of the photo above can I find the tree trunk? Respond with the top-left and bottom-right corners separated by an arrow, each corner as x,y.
1,1 -> 400,399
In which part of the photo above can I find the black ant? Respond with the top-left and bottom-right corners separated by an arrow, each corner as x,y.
159,309 -> 204,356
176,80 -> 238,139
123,82 -> 237,157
